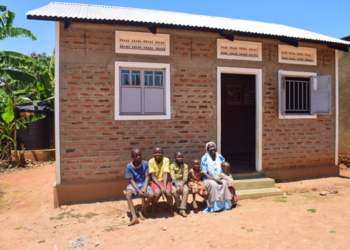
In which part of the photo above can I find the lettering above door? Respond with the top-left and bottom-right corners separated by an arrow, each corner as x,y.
278,45 -> 317,65
217,40 -> 262,61
115,31 -> 170,56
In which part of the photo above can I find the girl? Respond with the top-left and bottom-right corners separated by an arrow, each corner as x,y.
188,159 -> 210,209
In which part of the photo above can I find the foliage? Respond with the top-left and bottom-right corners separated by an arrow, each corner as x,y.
0,4 -> 36,41
0,51 -> 54,90
307,209 -> 316,213
0,96 -> 46,167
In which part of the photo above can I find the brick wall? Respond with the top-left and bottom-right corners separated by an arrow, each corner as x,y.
58,22 -> 336,183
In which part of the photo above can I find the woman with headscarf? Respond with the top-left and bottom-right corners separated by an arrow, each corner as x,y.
201,142 -> 232,213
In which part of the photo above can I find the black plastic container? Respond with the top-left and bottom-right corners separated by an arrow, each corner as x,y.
14,102 -> 55,150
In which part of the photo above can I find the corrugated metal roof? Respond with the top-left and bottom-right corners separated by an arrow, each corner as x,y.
26,2 -> 350,46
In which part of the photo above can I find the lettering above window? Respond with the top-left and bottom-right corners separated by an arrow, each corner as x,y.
115,31 -> 170,56
278,45 -> 317,65
217,40 -> 262,61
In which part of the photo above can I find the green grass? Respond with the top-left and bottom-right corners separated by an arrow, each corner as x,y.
329,230 -> 336,233
122,219 -> 126,223
273,199 -> 287,203
84,212 -> 98,219
304,195 -> 316,199
275,179 -> 282,183
307,209 -> 316,213
14,226 -> 21,230
247,228 -> 253,232
50,210 -> 82,220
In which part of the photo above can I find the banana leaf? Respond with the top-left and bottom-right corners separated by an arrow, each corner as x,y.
0,27 -> 37,41
17,114 -> 46,130
0,68 -> 37,84
2,97 -> 14,124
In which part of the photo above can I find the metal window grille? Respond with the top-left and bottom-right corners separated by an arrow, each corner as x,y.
285,78 -> 310,114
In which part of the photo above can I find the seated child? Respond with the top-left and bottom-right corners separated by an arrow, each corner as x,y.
125,148 -> 154,226
188,159 -> 210,209
170,151 -> 189,217
149,147 -> 174,216
219,161 -> 238,207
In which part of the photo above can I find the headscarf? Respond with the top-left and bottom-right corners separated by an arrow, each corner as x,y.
205,142 -> 222,178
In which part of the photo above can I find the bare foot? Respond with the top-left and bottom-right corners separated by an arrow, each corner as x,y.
206,200 -> 211,208
128,218 -> 140,226
179,210 -> 187,217
193,200 -> 198,209
137,208 -> 146,221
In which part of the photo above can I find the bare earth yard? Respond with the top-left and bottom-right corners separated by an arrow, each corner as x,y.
1,163 -> 350,250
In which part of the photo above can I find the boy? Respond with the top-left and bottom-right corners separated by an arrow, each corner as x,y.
149,147 -> 173,216
170,151 -> 189,217
125,148 -> 154,226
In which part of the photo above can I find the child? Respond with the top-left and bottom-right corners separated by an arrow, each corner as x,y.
188,159 -> 210,209
170,151 -> 189,217
149,147 -> 174,216
219,161 -> 238,207
125,148 -> 154,226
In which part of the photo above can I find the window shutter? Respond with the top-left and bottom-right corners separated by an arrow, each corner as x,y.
280,75 -> 286,116
310,75 -> 332,115
120,88 -> 142,113
144,88 -> 164,113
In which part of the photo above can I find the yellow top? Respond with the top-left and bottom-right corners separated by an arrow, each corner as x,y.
169,162 -> 188,183
148,157 -> 170,181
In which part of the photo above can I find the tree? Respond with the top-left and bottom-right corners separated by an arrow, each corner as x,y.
0,4 -> 36,41
0,51 -> 54,91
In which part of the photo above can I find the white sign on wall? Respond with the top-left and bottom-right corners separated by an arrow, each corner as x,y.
278,45 -> 317,65
115,31 -> 170,56
217,39 -> 262,61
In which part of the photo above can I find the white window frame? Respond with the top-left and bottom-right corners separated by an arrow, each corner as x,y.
115,62 -> 171,120
278,70 -> 317,119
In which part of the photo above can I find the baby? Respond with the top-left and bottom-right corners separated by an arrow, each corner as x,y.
188,159 -> 210,209
219,161 -> 238,207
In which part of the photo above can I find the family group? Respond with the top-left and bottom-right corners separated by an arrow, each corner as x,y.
125,142 -> 238,226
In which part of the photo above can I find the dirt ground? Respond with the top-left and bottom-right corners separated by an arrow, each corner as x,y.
1,163 -> 350,250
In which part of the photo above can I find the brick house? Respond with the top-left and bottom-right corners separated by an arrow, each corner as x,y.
338,36 -> 350,165
27,2 -> 350,207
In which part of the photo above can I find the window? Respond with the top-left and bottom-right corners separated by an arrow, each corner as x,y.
115,62 -> 171,120
284,77 -> 310,114
278,70 -> 332,119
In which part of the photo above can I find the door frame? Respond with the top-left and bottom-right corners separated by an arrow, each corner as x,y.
217,67 -> 263,172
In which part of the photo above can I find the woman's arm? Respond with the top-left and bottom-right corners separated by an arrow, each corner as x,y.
203,173 -> 223,184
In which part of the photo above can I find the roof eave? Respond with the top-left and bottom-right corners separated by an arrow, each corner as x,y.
26,15 -> 350,52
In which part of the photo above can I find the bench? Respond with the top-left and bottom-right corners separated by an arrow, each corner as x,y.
123,190 -> 145,212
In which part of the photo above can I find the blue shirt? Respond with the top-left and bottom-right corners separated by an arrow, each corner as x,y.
125,160 -> 149,184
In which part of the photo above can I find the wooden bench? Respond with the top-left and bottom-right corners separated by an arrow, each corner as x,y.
123,190 -> 145,212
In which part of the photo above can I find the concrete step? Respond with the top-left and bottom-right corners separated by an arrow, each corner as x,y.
232,171 -> 267,180
236,187 -> 283,200
235,178 -> 276,191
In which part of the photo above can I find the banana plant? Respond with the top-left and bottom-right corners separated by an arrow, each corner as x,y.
0,51 -> 54,91
0,4 -> 36,41
0,97 -> 45,167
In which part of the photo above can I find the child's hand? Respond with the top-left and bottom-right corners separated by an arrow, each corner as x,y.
216,179 -> 223,185
137,189 -> 147,198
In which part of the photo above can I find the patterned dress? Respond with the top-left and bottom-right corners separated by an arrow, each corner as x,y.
188,169 -> 208,196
